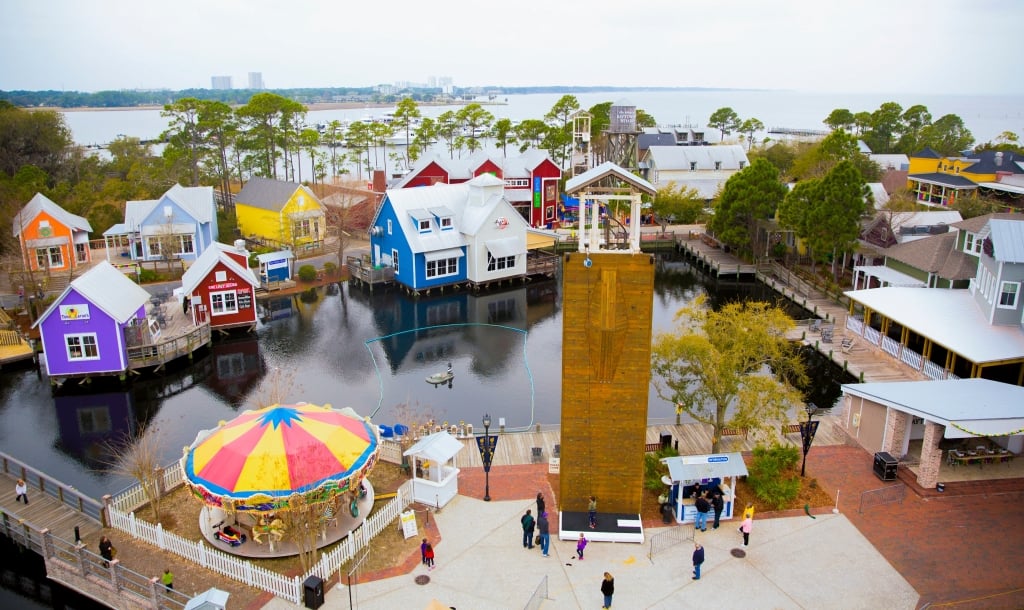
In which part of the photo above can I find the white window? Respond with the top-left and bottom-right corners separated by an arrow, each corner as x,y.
440,216 -> 453,230
964,232 -> 982,256
294,219 -> 312,238
147,238 -> 161,257
998,281 -> 1020,308
75,243 -> 89,262
392,249 -> 399,274
504,178 -> 530,187
215,270 -> 227,282
210,290 -> 238,315
66,333 -> 99,360
179,234 -> 194,254
418,218 -> 431,232
387,219 -> 393,235
487,252 -> 516,271
426,256 -> 458,278
36,248 -> 48,267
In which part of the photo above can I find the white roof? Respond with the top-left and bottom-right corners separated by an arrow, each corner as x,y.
164,184 -> 216,223
870,154 -> 910,171
661,452 -> 749,482
660,178 -> 727,200
403,432 -> 464,463
36,260 -> 149,327
868,183 -> 890,209
841,379 -> 1024,438
852,265 -> 927,287
843,287 -> 1024,364
980,218 -> 1024,263
180,242 -> 259,294
565,161 -> 656,195
647,145 -> 749,171
14,193 -> 92,237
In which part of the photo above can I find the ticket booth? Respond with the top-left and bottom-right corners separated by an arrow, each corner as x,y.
256,250 -> 294,283
660,453 -> 749,524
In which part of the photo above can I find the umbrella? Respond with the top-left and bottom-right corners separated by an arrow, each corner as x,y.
181,403 -> 379,512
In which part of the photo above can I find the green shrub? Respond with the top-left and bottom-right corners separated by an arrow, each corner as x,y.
643,446 -> 679,492
323,261 -> 338,276
138,268 -> 159,284
747,443 -> 801,510
297,264 -> 317,282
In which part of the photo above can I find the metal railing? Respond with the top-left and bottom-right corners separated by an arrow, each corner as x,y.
523,574 -> 550,610
648,523 -> 694,562
858,483 -> 906,514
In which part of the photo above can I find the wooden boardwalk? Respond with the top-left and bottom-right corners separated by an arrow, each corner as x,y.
443,416 -> 849,468
0,471 -> 103,545
676,231 -> 758,277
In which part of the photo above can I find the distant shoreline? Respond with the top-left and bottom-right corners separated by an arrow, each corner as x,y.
33,100 -> 503,113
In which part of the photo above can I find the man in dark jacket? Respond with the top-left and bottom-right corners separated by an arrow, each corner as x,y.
521,509 -> 535,548
711,491 -> 724,529
692,542 -> 705,580
538,511 -> 551,557
694,493 -> 711,532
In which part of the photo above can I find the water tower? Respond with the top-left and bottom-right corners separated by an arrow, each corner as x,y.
604,100 -> 639,172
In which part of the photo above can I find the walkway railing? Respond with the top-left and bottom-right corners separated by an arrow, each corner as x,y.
858,483 -> 906,514
1,507 -> 189,609
648,523 -> 694,562
108,465 -> 414,605
844,317 -> 959,381
523,574 -> 550,610
0,450 -> 106,525
127,322 -> 211,369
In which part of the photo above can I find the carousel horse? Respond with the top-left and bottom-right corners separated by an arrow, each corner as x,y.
252,517 -> 285,544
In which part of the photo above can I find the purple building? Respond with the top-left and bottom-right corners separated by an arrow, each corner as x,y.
33,261 -> 152,380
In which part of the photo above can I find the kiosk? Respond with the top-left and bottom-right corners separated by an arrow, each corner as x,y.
403,432 -> 463,509
660,453 -> 748,524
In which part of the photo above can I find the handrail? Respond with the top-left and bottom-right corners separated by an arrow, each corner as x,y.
0,450 -> 105,525
127,322 -> 210,367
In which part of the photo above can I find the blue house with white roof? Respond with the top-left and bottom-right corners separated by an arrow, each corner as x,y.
102,184 -> 218,263
368,174 -> 531,293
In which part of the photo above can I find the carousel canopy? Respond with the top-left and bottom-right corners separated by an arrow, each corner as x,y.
181,403 -> 379,509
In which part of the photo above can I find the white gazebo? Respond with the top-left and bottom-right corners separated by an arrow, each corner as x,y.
661,453 -> 749,524
403,432 -> 464,508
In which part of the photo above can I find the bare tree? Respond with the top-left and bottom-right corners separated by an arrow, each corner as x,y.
99,427 -> 167,524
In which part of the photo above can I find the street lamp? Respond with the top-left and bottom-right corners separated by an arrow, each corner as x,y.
482,413 -> 492,502
800,402 -> 826,477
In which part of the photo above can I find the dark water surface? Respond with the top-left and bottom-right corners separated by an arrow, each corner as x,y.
0,256 -> 841,501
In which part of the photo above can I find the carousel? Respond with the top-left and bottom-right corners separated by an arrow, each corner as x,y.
180,402 -> 380,558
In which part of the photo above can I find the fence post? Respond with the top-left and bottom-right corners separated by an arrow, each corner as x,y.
157,522 -> 165,550
101,494 -> 112,527
109,559 -> 121,590
76,542 -> 90,577
40,529 -> 53,560
147,576 -> 162,608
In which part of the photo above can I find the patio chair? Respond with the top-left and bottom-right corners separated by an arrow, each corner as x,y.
947,449 -> 959,467
553,444 -> 560,458
809,319 -> 822,333
841,337 -> 856,353
531,447 -> 543,463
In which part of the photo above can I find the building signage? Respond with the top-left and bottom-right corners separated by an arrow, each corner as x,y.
59,304 -> 90,321
400,509 -> 418,539
681,454 -> 729,465
208,281 -> 238,290
267,258 -> 287,269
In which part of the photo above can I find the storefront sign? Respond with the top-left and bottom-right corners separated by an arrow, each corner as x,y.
400,509 -> 418,539
59,304 -> 90,321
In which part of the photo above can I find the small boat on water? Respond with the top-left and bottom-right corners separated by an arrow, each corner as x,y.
426,363 -> 454,385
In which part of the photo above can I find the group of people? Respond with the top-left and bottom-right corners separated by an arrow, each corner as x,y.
691,503 -> 755,581
519,492 -> 553,556
693,488 -> 725,532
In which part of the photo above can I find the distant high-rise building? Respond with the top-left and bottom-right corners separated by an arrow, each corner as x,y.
248,72 -> 264,90
211,76 -> 232,90
427,76 -> 437,88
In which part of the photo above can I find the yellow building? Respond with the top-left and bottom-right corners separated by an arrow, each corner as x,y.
907,147 -> 1024,207
234,178 -> 326,249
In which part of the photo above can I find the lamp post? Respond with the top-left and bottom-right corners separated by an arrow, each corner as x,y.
800,402 -> 825,477
482,413 -> 492,502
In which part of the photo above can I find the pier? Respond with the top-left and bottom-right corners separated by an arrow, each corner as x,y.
675,230 -> 758,277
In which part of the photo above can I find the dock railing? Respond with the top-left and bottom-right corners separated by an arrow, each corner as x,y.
1,450 -> 106,526
127,322 -> 211,369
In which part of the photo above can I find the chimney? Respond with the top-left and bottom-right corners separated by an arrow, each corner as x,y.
373,170 -> 387,193
994,151 -> 1003,167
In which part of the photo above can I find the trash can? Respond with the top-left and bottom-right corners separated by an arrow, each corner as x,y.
303,575 -> 324,609
660,434 -> 672,450
872,451 -> 898,481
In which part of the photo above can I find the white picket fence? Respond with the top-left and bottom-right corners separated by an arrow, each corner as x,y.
108,467 -> 414,605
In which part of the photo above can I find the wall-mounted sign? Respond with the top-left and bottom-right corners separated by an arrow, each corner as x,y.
494,217 -> 509,229
59,304 -> 90,321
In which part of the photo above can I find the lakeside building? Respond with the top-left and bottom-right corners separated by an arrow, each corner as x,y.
179,241 -> 260,333
907,147 -> 1024,207
235,178 -> 326,251
13,193 -> 93,272
102,184 -> 218,265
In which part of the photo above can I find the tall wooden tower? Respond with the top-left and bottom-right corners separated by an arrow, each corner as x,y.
559,163 -> 657,529
603,100 -> 640,173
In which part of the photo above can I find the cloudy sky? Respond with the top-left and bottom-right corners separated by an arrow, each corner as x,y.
2,0 -> 1021,95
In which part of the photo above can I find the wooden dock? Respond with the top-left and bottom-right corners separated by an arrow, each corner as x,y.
676,231 -> 759,277
0,452 -> 105,544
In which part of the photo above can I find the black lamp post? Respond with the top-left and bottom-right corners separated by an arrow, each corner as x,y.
482,413 -> 492,501
800,402 -> 825,477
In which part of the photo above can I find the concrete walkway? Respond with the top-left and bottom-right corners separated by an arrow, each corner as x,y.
261,494 -> 917,610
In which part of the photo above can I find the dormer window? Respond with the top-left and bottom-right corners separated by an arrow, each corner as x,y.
419,219 -> 431,231
440,216 -> 453,230
690,162 -> 697,171
714,161 -> 722,170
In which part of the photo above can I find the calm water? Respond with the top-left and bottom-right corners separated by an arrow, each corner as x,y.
0,256 -> 835,500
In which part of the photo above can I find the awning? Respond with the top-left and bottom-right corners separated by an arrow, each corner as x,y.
946,419 -> 1024,439
102,223 -> 132,237
485,237 -> 525,258
423,247 -> 464,262
662,453 -> 749,482
26,236 -> 69,248
141,223 -> 196,236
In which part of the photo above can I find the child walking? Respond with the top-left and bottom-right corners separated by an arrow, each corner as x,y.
424,542 -> 435,570
576,533 -> 588,560
420,538 -> 428,565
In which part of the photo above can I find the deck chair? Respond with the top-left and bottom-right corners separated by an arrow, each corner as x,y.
553,444 -> 561,458
841,337 -> 856,353
531,447 -> 543,463
809,319 -> 822,333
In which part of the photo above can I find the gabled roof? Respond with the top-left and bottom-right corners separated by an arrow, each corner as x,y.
35,261 -> 149,327
13,193 -> 92,237
980,218 -> 1024,263
123,199 -> 159,231
959,149 -> 1024,175
952,212 -> 1021,233
638,133 -> 677,149
236,178 -> 317,212
841,379 -> 1024,438
646,145 -> 749,172
870,154 -> 910,171
911,147 -> 942,159
906,173 -> 979,188
162,184 -> 215,223
392,149 -> 555,189
180,242 -> 260,294
402,432 -> 463,462
565,162 -> 656,195
884,232 -> 975,279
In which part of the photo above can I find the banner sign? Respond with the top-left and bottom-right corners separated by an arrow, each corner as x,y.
800,420 -> 820,454
476,434 -> 498,472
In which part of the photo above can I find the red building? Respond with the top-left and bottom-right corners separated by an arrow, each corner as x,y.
394,150 -> 563,228
180,241 -> 260,333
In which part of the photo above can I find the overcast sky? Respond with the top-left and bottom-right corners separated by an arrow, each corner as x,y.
2,0 -> 1021,95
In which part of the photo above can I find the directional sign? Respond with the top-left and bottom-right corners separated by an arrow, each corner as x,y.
476,434 -> 498,472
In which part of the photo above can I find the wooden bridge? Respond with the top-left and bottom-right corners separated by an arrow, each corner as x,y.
676,231 -> 759,277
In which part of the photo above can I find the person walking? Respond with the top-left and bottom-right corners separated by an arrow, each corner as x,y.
743,502 -> 755,521
711,491 -> 724,530
15,479 -> 29,504
576,533 -> 588,560
420,538 -> 429,565
692,542 -> 705,580
694,492 -> 711,532
588,495 -> 598,529
424,542 -> 435,570
600,572 -> 615,609
538,511 -> 551,557
536,491 -> 545,516
99,536 -> 114,567
161,568 -> 174,590
521,509 -> 535,549
739,514 -> 753,546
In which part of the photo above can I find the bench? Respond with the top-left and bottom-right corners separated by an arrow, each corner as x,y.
782,424 -> 802,434
644,442 -> 663,453
720,428 -> 748,438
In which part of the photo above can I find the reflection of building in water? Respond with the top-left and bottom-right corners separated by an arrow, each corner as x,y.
201,335 -> 266,408
357,281 -> 558,374
54,391 -> 135,468
259,296 -> 296,322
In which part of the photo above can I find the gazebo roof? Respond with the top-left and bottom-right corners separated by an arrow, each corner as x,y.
661,452 -> 749,482
403,432 -> 463,463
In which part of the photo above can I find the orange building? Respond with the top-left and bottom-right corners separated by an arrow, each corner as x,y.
13,193 -> 93,272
